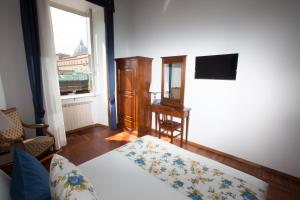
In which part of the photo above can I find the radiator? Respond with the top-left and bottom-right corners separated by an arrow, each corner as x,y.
62,101 -> 94,132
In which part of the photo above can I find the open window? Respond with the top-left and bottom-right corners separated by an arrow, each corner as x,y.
49,0 -> 110,128
50,6 -> 94,96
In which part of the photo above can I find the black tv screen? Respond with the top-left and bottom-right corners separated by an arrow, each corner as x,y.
195,53 -> 238,80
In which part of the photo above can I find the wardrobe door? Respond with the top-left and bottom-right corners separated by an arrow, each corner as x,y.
117,61 -> 136,130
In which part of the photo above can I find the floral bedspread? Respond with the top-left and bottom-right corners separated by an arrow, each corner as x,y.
117,137 -> 267,200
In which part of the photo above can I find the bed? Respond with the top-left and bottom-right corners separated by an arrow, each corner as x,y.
79,135 -> 268,200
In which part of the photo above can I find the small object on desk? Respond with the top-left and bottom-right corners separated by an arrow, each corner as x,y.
149,82 -> 161,103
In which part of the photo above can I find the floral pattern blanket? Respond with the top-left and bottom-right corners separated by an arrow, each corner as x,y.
117,137 -> 267,200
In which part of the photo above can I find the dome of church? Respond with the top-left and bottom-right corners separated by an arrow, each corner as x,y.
73,40 -> 88,56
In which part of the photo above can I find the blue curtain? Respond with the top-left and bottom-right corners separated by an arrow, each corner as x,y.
20,0 -> 45,136
87,0 -> 117,129
104,7 -> 117,129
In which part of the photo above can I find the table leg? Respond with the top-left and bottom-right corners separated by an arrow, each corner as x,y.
155,112 -> 158,134
186,111 -> 190,144
180,115 -> 184,147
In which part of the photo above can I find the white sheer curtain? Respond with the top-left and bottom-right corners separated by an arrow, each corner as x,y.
37,0 -> 67,149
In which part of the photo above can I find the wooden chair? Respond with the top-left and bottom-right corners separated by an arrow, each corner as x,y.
158,113 -> 183,145
0,107 -> 55,158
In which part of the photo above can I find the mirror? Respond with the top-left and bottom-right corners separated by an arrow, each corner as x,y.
161,56 -> 186,108
164,63 -> 182,99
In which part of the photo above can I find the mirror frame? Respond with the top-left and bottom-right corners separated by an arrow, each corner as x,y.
161,55 -> 186,108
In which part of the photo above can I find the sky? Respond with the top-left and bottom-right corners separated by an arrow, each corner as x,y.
50,7 -> 90,55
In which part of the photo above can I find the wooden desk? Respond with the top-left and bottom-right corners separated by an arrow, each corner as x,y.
150,102 -> 191,147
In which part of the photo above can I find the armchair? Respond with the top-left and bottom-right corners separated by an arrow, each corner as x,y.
0,107 -> 55,157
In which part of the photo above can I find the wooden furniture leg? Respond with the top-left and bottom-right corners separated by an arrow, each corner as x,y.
180,115 -> 184,147
155,112 -> 158,134
159,126 -> 161,139
186,111 -> 190,144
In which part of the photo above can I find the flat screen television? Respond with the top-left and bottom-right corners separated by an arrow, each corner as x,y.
195,53 -> 238,80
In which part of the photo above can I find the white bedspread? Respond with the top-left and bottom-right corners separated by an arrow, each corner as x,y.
79,136 -> 267,200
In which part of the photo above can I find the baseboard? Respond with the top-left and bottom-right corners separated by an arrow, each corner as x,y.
150,129 -> 300,183
96,124 -> 110,128
187,140 -> 300,183
66,124 -> 109,134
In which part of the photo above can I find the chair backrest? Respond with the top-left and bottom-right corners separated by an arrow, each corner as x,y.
0,107 -> 25,143
158,114 -> 173,123
158,113 -> 182,132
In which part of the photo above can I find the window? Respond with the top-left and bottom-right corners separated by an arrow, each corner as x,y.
50,6 -> 93,96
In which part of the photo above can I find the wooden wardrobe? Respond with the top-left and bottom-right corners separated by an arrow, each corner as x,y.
115,56 -> 152,136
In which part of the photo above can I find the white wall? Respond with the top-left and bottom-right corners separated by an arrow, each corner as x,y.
114,0 -> 300,177
0,0 -> 35,130
114,0 -> 132,57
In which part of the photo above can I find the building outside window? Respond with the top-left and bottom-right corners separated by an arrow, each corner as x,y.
50,6 -> 93,96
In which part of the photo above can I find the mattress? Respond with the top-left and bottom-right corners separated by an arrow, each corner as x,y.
79,135 -> 268,200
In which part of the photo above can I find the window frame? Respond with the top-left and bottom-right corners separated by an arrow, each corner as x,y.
50,3 -> 96,99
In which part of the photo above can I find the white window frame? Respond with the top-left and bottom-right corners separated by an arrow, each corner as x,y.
50,3 -> 96,100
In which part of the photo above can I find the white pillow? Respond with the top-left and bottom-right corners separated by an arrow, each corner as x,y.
0,170 -> 11,200
49,154 -> 99,200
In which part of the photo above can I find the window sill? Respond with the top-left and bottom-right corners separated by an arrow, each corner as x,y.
60,93 -> 96,100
